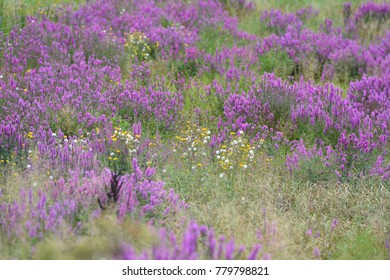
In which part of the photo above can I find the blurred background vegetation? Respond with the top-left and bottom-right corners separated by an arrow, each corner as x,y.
0,0 -> 85,35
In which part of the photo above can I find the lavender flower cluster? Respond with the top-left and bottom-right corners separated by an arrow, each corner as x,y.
258,2 -> 390,81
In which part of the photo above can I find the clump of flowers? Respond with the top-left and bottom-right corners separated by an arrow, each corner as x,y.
107,123 -> 144,174
174,122 -> 212,173
124,32 -> 157,62
354,2 -> 390,24
214,131 -> 267,178
109,126 -> 140,157
174,124 -> 270,179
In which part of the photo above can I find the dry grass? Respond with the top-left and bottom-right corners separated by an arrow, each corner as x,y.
174,158 -> 390,259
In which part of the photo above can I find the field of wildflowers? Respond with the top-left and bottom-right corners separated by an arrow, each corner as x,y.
0,0 -> 390,259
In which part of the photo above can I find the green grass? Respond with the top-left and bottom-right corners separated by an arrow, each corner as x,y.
258,49 -> 296,79
0,0 -> 85,35
197,26 -> 248,54
332,230 -> 388,259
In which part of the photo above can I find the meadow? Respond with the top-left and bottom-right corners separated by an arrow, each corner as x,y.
0,0 -> 389,259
